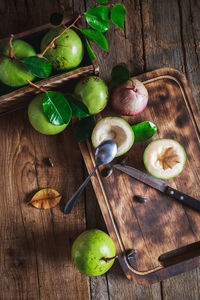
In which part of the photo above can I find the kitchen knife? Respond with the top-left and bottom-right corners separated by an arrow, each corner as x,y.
113,164 -> 200,212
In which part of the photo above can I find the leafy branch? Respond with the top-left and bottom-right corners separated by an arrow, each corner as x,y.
38,2 -> 126,53
2,2 -> 126,79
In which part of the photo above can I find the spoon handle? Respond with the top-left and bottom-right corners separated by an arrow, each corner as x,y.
64,165 -> 99,214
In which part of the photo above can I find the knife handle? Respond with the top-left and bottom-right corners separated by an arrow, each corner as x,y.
166,187 -> 200,212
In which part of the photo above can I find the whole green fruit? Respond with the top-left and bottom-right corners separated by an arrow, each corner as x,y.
72,229 -> 116,276
74,76 -> 108,114
40,28 -> 84,70
28,94 -> 67,135
0,39 -> 36,87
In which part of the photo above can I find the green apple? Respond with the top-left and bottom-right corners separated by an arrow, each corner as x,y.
74,76 -> 108,114
72,229 -> 116,276
28,94 -> 68,135
143,139 -> 186,179
92,117 -> 134,157
40,28 -> 84,70
0,39 -> 36,87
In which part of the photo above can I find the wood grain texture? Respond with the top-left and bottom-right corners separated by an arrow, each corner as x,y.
0,1 -> 90,300
79,68 -> 200,285
0,0 -> 200,298
140,0 -> 200,294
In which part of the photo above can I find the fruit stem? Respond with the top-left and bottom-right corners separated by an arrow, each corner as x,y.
101,255 -> 118,263
9,34 -> 16,59
26,80 -> 46,93
126,85 -> 137,92
37,14 -> 82,58
104,3 -> 114,8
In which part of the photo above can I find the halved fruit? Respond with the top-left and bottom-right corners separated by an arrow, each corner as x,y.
91,117 -> 134,157
143,139 -> 186,179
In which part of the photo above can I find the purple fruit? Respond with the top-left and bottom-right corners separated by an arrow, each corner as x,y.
111,79 -> 148,116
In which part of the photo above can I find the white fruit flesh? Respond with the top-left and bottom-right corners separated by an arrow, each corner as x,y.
92,117 -> 134,157
144,139 -> 186,179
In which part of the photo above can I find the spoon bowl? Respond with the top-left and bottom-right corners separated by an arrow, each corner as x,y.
95,140 -> 118,166
64,140 -> 117,214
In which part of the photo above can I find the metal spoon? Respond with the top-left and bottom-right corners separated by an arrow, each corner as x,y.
64,140 -> 117,214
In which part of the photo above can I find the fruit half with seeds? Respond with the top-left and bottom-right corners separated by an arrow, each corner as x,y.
143,139 -> 186,179
91,117 -> 134,157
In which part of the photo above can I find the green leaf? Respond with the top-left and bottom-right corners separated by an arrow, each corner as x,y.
132,121 -> 157,142
74,116 -> 96,142
84,6 -> 110,33
42,92 -> 72,125
111,64 -> 130,86
111,4 -> 126,29
22,56 -> 52,79
80,28 -> 108,52
97,0 -> 108,3
65,93 -> 89,118
84,37 -> 97,62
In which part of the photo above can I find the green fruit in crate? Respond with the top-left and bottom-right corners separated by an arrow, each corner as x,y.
40,28 -> 84,70
72,229 -> 116,276
74,76 -> 108,114
92,117 -> 134,157
143,139 -> 186,179
28,94 -> 68,135
0,39 -> 36,87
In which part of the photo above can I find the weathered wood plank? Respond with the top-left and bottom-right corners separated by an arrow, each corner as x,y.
0,110 -> 41,300
85,175 -> 109,300
83,0 -> 162,294
178,0 -> 200,130
141,0 -> 200,296
0,0 -> 59,38
161,268 -> 200,300
0,111 -> 90,300
108,261 -> 162,300
0,0 -> 90,299
28,122 -> 90,300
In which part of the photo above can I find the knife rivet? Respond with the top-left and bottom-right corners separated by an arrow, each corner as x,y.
180,196 -> 184,200
170,190 -> 174,195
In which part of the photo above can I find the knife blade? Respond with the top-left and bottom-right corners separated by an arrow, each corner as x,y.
113,164 -> 200,212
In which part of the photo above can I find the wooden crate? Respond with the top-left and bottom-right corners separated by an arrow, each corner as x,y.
0,13 -> 99,115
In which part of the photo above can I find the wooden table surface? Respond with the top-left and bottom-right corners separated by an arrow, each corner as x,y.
0,1 -> 199,299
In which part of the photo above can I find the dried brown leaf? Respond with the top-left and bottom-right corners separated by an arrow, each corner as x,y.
28,188 -> 62,209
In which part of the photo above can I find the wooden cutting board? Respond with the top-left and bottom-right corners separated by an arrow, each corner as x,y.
79,68 -> 200,285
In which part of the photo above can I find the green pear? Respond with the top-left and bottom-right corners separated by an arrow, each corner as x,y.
40,28 -> 84,70
74,76 -> 108,114
0,39 -> 36,87
72,229 -> 116,276
28,93 -> 67,135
